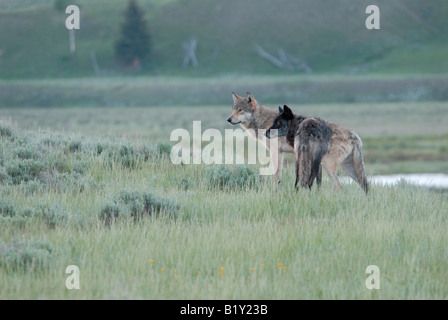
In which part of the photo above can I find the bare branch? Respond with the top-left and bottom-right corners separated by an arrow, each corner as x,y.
182,38 -> 199,69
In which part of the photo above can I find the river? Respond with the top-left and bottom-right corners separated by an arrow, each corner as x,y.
344,173 -> 448,189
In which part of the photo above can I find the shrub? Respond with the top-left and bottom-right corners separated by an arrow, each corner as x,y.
0,204 -> 32,229
99,203 -> 120,226
117,189 -> 179,218
141,192 -> 179,216
156,142 -> 172,158
0,123 -> 13,138
19,180 -> 44,195
33,204 -> 70,229
177,178 -> 191,191
0,240 -> 52,272
0,199 -> 15,217
49,157 -> 71,174
119,145 -> 137,168
6,158 -> 47,185
139,144 -> 156,161
95,142 -> 107,155
66,140 -> 82,153
72,161 -> 87,175
41,136 -> 61,147
0,216 -> 29,229
15,146 -> 39,160
99,189 -> 179,224
205,165 -> 257,190
117,190 -> 145,217
0,167 -> 12,185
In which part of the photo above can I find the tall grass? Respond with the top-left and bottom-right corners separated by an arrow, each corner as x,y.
1,119 -> 448,299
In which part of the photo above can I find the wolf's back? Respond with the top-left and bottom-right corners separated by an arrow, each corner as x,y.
297,118 -> 332,188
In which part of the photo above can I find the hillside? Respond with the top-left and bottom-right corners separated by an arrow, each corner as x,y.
0,0 -> 447,78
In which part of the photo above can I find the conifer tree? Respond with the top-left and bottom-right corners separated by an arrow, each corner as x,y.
115,0 -> 151,67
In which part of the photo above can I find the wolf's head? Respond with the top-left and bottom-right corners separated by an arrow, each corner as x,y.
265,105 -> 294,139
227,92 -> 258,126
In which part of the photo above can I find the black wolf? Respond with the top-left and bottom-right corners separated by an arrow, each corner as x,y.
266,105 -> 332,189
266,105 -> 368,193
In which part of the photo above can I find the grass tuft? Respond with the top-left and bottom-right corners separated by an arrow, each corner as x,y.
100,189 -> 180,225
0,240 -> 52,273
206,165 -> 258,191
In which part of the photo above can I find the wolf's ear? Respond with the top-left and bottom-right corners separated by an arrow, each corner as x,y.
283,105 -> 294,120
278,106 -> 283,113
232,92 -> 242,104
246,92 -> 257,109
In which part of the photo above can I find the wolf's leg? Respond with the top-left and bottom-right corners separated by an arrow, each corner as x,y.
293,139 -> 302,191
306,138 -> 324,189
300,145 -> 312,189
294,159 -> 300,190
277,151 -> 284,185
341,157 -> 360,184
322,160 -> 342,191
307,158 -> 322,189
270,148 -> 283,185
316,164 -> 322,188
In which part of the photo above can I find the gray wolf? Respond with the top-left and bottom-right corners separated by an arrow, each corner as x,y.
227,92 -> 294,184
266,104 -> 369,193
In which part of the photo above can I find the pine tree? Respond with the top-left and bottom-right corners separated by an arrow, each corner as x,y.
115,0 -> 151,67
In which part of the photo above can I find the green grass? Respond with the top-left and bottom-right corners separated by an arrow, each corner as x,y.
1,74 -> 448,108
371,44 -> 448,74
365,134 -> 448,174
1,119 -> 448,299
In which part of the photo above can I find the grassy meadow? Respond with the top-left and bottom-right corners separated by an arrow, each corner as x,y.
2,89 -> 448,174
1,0 -> 448,301
1,83 -> 448,299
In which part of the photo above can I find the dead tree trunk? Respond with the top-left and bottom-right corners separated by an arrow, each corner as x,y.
254,44 -> 312,73
182,38 -> 199,68
285,53 -> 313,74
90,52 -> 101,75
277,49 -> 295,72
254,44 -> 287,71
69,29 -> 76,64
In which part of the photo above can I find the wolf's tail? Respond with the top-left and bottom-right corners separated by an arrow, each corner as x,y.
353,136 -> 369,194
303,136 -> 330,189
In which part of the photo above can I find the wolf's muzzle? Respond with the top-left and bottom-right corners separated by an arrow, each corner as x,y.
227,118 -> 240,125
265,130 -> 271,139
